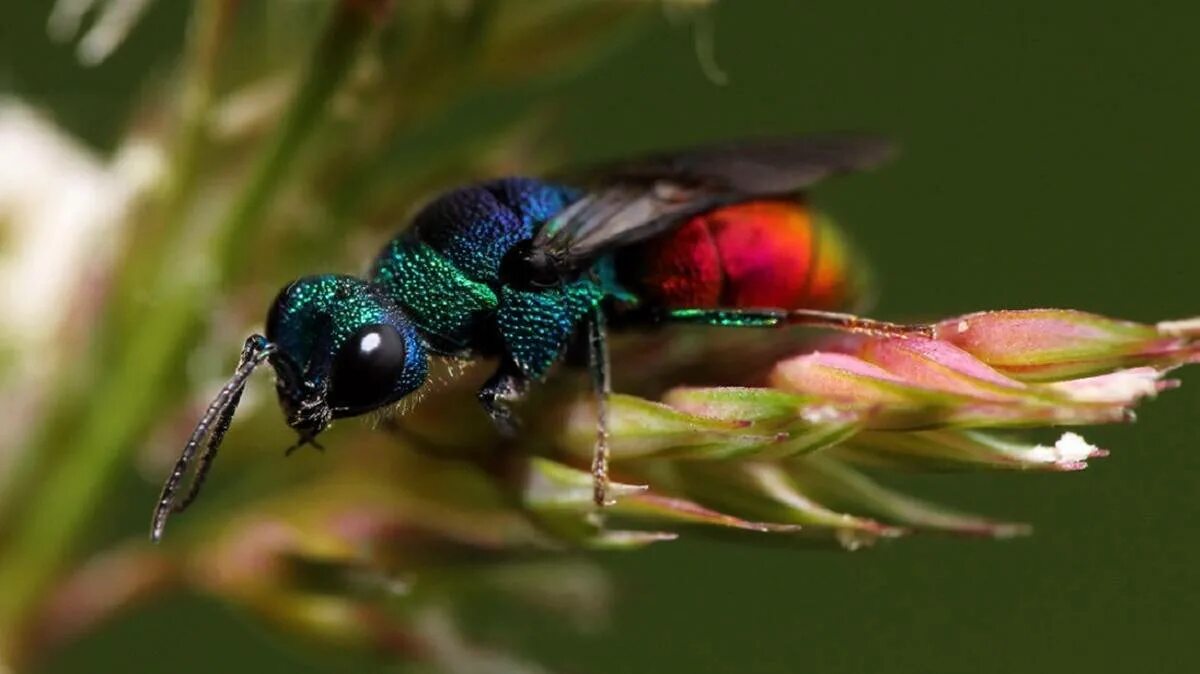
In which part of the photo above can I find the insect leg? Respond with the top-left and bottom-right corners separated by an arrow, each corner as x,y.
664,308 -> 933,339
587,306 -> 613,507
477,360 -> 530,437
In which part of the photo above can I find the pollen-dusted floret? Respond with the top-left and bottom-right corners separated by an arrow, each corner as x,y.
530,308 -> 1200,546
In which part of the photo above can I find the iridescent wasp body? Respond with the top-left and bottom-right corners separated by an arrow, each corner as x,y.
151,135 -> 927,541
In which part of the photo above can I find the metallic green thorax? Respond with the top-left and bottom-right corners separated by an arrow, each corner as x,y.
368,178 -> 619,381
370,238 -> 498,352
497,276 -> 608,377
369,229 -> 615,381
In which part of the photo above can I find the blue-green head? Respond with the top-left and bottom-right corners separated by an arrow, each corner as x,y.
150,274 -> 427,542
265,274 -> 429,433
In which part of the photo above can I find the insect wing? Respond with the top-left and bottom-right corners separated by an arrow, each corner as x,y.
532,134 -> 895,269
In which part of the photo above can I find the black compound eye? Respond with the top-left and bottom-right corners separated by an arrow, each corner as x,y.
326,324 -> 407,412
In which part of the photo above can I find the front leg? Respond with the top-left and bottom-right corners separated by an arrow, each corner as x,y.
477,360 -> 530,437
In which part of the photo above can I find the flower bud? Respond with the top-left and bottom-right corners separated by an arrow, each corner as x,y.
932,310 -> 1200,381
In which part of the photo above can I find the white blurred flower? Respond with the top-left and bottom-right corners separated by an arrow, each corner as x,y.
0,101 -> 160,466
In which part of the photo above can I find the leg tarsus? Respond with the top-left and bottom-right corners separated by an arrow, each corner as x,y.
283,433 -> 325,457
477,363 -> 529,438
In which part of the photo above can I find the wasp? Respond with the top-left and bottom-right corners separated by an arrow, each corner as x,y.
151,135 -> 929,541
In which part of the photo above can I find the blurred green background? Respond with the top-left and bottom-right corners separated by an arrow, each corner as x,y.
3,1 -> 1198,673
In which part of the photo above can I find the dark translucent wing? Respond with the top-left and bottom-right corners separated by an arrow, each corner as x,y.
532,134 -> 895,269
584,134 -> 896,193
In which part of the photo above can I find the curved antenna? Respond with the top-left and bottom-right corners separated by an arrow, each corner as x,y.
171,383 -> 244,513
150,335 -> 277,543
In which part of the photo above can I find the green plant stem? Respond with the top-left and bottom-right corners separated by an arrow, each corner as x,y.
0,291 -> 201,666
0,3 -> 379,665
212,3 -> 376,280
103,0 -> 239,351
0,0 -> 236,535
165,0 -> 237,215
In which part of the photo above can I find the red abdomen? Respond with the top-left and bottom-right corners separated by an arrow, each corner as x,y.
620,200 -> 866,311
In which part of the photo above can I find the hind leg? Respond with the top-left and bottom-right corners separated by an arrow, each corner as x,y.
662,307 -> 932,338
586,307 -> 613,507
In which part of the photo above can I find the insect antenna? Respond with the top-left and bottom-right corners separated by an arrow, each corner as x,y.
150,335 -> 277,543
171,384 -> 244,513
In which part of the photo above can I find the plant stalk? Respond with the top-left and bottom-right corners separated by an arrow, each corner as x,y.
0,3 -> 379,665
